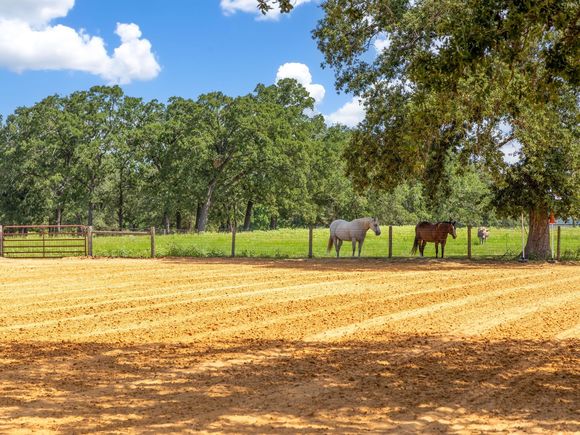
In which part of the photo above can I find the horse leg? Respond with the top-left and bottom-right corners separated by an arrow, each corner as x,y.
358,238 -> 364,257
419,240 -> 426,257
351,239 -> 356,257
441,241 -> 446,258
435,242 -> 439,258
336,239 -> 342,258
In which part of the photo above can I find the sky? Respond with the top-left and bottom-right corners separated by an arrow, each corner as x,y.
0,0 -> 364,126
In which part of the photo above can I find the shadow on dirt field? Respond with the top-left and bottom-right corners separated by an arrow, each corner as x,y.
1,335 -> 578,433
160,256 -> 577,273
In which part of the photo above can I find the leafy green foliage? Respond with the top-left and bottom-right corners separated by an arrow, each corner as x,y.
0,81 -> 516,233
313,0 -> 579,257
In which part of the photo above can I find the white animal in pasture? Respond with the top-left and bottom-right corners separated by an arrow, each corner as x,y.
327,217 -> 381,257
477,227 -> 490,244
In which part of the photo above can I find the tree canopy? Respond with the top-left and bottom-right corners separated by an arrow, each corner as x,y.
0,81 -> 508,232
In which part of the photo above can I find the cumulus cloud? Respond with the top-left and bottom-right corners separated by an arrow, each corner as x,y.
325,97 -> 365,127
0,0 -> 160,84
0,0 -> 74,26
220,0 -> 313,20
275,62 -> 325,104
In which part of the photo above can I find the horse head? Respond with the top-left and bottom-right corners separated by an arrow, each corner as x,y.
449,221 -> 457,239
370,217 -> 381,236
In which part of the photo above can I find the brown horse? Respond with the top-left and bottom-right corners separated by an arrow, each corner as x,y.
411,221 -> 457,258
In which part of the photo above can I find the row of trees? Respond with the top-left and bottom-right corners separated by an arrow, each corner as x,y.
0,82 -> 506,232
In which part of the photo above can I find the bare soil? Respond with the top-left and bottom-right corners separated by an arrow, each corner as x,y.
0,257 -> 578,433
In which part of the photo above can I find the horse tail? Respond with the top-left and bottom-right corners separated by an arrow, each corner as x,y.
327,235 -> 334,253
411,236 -> 419,255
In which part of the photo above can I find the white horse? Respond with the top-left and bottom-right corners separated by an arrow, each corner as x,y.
327,217 -> 381,258
477,227 -> 490,245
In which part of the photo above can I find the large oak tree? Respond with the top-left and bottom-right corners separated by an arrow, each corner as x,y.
305,0 -> 579,258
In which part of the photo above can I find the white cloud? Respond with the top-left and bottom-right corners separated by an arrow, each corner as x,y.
0,0 -> 74,26
220,0 -> 313,20
275,62 -> 325,104
325,97 -> 365,127
374,34 -> 390,53
0,0 -> 160,84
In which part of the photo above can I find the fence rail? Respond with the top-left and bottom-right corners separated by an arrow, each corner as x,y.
1,224 -> 578,260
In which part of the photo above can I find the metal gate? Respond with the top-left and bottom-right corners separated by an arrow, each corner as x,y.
0,225 -> 87,258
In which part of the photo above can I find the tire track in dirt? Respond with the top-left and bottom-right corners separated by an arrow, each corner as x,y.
70,271 -> 565,342
0,273 -> 406,333
387,273 -> 580,337
5,264 -> 530,332
1,270 -> 352,313
305,276 -> 580,342
187,272 -> 565,342
0,267 -> 306,298
556,324 -> 580,339
489,303 -> 580,340
452,290 -> 580,336
0,261 -> 197,289
4,262 -> 447,303
3,268 -> 541,323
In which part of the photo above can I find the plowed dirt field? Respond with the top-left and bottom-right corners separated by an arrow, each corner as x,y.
1,257 -> 578,433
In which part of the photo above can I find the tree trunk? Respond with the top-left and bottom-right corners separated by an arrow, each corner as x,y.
196,183 -> 216,233
269,216 -> 277,230
163,212 -> 170,234
88,203 -> 94,227
118,168 -> 124,230
243,200 -> 253,231
197,200 -> 211,233
525,207 -> 550,259
55,206 -> 62,232
176,211 -> 182,230
195,203 -> 202,233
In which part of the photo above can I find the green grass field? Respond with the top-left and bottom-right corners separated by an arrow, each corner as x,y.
93,226 -> 580,260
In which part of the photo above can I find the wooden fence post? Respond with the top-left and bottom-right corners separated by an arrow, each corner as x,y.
388,225 -> 393,258
87,226 -> 93,257
0,224 -> 3,257
467,225 -> 472,259
150,226 -> 156,258
231,223 -> 236,257
557,225 -> 561,261
308,225 -> 313,258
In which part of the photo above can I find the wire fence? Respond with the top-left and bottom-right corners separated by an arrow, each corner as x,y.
82,224 -> 580,260
2,224 -> 577,260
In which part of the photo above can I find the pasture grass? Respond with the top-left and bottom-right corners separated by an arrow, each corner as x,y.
93,226 -> 580,260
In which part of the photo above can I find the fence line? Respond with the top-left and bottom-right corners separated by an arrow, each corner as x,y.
1,224 -> 578,260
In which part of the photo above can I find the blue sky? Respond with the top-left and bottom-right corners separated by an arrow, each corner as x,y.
0,0 -> 362,124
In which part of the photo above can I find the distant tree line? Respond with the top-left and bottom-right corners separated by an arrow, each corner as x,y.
0,82 -> 512,231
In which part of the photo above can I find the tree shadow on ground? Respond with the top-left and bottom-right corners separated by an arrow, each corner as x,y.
1,335 -> 578,433
159,256 -> 570,273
